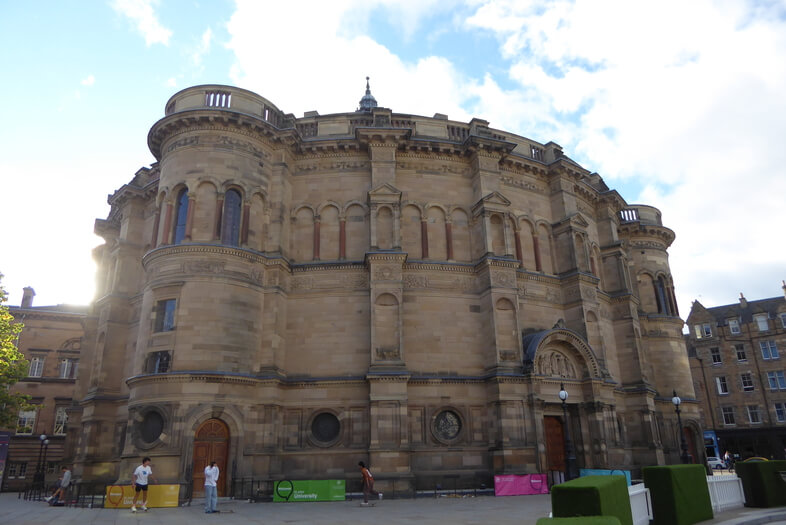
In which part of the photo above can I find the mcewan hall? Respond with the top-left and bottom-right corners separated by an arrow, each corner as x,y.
48,82 -> 700,496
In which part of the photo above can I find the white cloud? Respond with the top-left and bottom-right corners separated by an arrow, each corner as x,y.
81,74 -> 95,86
225,0 -> 786,315
111,0 -> 172,46
191,28 -> 212,67
166,77 -> 177,87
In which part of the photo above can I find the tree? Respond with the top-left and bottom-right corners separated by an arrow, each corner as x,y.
0,273 -> 29,428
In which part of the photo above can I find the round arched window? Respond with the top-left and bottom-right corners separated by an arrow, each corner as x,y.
140,411 -> 164,443
311,412 -> 340,445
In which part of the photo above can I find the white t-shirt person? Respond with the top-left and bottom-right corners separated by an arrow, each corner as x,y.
134,464 -> 153,486
204,464 -> 220,486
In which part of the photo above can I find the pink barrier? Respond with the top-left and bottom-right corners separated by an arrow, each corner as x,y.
494,474 -> 549,496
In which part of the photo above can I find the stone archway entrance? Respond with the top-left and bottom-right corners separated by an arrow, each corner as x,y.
193,418 -> 229,497
544,415 -> 566,471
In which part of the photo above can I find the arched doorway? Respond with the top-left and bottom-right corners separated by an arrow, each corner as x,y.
544,415 -> 566,471
193,418 -> 229,497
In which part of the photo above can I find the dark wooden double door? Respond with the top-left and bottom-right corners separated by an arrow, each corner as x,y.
544,415 -> 566,471
192,419 -> 229,497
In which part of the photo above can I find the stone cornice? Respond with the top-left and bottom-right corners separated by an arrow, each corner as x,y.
142,243 -> 287,270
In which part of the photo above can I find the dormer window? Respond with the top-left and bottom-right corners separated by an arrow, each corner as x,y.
754,314 -> 769,332
728,318 -> 740,335
694,323 -> 712,339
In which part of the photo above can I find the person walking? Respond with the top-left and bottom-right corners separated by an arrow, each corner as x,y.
204,461 -> 219,513
131,457 -> 158,512
358,461 -> 381,506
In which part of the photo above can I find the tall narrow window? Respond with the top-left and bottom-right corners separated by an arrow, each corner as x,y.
716,376 -> 729,394
741,372 -> 754,391
54,407 -> 68,435
154,299 -> 176,332
780,313 -> 786,329
754,314 -> 769,332
59,358 -> 78,379
28,357 -> 44,377
736,344 -> 747,361
747,405 -> 761,424
146,351 -> 171,374
16,410 -> 36,435
710,347 -> 722,364
760,341 -> 780,360
221,189 -> 242,246
173,189 -> 189,244
722,406 -> 735,425
776,403 -> 786,422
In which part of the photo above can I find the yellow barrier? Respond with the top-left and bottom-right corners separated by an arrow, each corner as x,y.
104,484 -> 180,508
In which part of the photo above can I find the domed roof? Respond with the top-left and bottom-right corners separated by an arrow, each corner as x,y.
357,77 -> 378,112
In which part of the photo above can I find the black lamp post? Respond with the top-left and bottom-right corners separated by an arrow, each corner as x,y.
672,390 -> 691,464
41,438 -> 50,485
34,433 -> 47,489
559,383 -> 579,481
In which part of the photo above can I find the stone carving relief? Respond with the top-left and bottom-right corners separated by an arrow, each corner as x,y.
374,265 -> 398,281
536,350 -> 578,378
490,270 -> 516,288
404,275 -> 428,289
499,350 -> 518,362
375,346 -> 401,361
165,136 -> 199,154
183,261 -> 225,274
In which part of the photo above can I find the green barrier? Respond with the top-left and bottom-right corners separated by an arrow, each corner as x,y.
536,517 -> 622,525
273,479 -> 345,502
551,475 -> 633,525
735,460 -> 786,508
642,464 -> 713,525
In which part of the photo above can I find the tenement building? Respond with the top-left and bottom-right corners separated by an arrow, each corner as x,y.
1,288 -> 86,491
69,83 -> 697,496
686,285 -> 786,460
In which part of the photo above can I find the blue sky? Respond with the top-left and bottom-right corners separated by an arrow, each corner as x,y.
1,0 -> 785,317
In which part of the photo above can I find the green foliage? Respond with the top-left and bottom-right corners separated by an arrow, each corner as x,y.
0,273 -> 30,428
551,475 -> 633,525
735,460 -> 786,508
642,464 -> 713,525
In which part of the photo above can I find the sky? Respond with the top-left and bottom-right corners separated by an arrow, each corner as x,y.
1,0 -> 785,319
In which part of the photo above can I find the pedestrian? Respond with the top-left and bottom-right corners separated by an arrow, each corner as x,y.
204,461 -> 219,513
358,461 -> 382,505
131,457 -> 158,512
45,465 -> 71,505
723,450 -> 731,469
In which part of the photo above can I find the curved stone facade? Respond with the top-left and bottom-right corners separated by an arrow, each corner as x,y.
71,84 -> 701,494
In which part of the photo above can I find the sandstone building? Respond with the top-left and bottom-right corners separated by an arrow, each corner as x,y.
69,83 -> 698,495
1,288 -> 86,491
686,286 -> 786,460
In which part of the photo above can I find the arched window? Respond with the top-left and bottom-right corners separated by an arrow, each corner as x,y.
173,189 -> 189,244
221,189 -> 242,246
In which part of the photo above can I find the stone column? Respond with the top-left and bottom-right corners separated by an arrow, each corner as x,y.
184,194 -> 196,241
339,217 -> 346,259
161,201 -> 174,245
213,194 -> 224,241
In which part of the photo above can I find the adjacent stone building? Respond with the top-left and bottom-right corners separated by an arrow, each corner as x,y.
1,288 -> 86,491
69,83 -> 698,496
686,285 -> 786,460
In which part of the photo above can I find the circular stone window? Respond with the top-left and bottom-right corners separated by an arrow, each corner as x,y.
311,412 -> 340,445
140,411 -> 164,443
433,410 -> 462,442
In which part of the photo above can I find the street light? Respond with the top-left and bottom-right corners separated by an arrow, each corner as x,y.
34,433 -> 47,490
41,438 -> 50,485
672,390 -> 691,464
559,383 -> 578,481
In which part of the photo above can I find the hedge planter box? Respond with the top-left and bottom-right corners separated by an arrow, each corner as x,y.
536,518 -> 622,525
735,460 -> 786,508
551,475 -> 633,525
642,464 -> 713,525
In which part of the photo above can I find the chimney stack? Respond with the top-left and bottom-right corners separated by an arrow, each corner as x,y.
21,287 -> 35,308
739,292 -> 747,308
782,280 -> 786,299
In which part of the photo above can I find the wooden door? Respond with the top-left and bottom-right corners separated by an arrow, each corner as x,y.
544,415 -> 565,471
193,419 -> 229,497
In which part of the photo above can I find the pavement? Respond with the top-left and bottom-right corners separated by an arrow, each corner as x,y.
3,492 -> 786,525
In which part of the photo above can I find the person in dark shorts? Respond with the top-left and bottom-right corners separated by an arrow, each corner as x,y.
131,457 -> 158,512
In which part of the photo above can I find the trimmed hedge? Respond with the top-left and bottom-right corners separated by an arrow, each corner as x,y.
536,517 -> 622,525
735,460 -> 786,508
551,475 -> 633,525
642,464 -> 713,525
